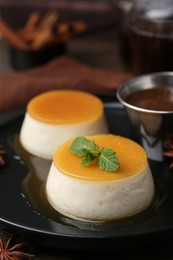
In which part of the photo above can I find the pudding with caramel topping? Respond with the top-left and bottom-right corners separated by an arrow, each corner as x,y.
19,90 -> 108,159
46,134 -> 155,222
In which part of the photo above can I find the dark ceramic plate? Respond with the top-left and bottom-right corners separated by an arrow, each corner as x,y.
0,101 -> 173,251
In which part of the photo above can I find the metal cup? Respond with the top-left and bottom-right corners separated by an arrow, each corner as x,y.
116,72 -> 173,161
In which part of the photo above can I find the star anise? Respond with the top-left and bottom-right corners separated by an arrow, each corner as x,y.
0,236 -> 35,260
0,145 -> 7,166
163,134 -> 173,169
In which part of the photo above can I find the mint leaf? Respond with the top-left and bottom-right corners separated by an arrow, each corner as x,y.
70,136 -> 100,157
97,147 -> 120,172
81,152 -> 96,166
70,136 -> 120,173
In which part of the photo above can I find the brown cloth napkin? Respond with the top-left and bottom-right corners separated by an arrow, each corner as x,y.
0,55 -> 132,112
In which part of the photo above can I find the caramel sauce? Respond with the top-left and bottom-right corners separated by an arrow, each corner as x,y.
10,135 -> 161,228
54,134 -> 147,181
125,87 -> 173,111
27,90 -> 103,124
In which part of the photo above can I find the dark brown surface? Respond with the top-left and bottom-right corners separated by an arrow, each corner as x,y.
1,225 -> 173,260
0,54 -> 131,112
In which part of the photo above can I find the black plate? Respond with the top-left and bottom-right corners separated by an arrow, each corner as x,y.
0,102 -> 173,251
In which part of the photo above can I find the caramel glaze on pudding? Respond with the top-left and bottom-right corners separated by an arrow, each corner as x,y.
46,134 -> 155,222
19,90 -> 108,159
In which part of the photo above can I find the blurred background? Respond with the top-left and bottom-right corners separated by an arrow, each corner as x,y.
0,0 -> 134,72
1,0 -> 173,74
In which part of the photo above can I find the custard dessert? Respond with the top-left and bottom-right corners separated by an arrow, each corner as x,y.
19,90 -> 108,159
46,134 -> 155,222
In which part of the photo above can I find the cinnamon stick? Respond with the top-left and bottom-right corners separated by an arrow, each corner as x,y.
0,20 -> 28,49
38,10 -> 59,28
24,11 -> 42,30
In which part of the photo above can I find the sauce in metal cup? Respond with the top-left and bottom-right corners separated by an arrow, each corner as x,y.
117,72 -> 173,162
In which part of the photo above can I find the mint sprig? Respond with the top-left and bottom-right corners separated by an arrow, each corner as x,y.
70,136 -> 120,172
97,147 -> 120,172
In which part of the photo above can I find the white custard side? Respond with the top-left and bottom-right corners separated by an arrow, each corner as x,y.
46,134 -> 155,222
46,162 -> 154,221
19,112 -> 108,159
19,90 -> 108,159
